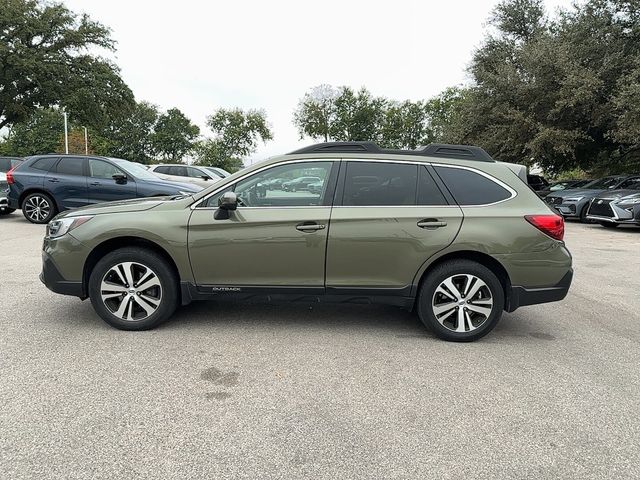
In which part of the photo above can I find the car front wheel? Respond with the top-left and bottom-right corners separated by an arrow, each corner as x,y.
22,192 -> 57,224
417,259 -> 504,342
88,247 -> 179,330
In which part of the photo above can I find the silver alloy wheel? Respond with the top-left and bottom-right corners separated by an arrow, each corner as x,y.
431,274 -> 494,333
100,262 -> 162,321
24,195 -> 51,222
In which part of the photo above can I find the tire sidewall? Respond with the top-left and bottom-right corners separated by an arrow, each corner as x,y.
417,260 -> 505,342
22,192 -> 57,224
88,248 -> 178,330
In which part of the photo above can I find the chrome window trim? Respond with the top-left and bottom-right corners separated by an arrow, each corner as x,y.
190,157 -> 517,210
191,158 -> 339,210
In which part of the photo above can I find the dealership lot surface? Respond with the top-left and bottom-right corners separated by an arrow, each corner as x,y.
1,215 -> 639,479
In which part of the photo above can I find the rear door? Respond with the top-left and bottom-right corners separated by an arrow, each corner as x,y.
45,156 -> 88,209
325,161 -> 463,293
88,158 -> 137,203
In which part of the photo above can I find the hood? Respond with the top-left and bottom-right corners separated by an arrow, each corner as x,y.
142,177 -> 202,192
58,196 -> 182,218
594,189 -> 640,201
548,188 -> 610,199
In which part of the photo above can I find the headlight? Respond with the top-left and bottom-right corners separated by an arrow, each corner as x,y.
616,197 -> 640,206
46,215 -> 93,238
564,197 -> 584,202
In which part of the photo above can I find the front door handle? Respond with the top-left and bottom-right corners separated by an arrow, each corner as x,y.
296,222 -> 326,232
48,178 -> 60,183
90,182 -> 100,186
417,219 -> 447,229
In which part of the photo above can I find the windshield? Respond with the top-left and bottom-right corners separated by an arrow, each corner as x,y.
111,159 -> 161,180
582,177 -> 622,189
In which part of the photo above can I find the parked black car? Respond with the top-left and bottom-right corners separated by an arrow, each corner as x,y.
7,155 -> 201,224
0,156 -> 23,173
586,177 -> 640,228
527,174 -> 550,193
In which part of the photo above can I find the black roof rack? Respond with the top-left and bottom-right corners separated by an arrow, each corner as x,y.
288,141 -> 495,163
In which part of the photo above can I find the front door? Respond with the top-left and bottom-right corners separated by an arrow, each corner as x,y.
188,160 -> 338,288
87,159 -> 137,203
326,161 -> 463,293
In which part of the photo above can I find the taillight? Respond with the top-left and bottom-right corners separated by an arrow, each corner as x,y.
525,214 -> 564,241
6,167 -> 15,184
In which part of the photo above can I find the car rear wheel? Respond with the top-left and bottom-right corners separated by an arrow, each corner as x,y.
417,260 -> 504,342
599,222 -> 619,229
22,192 -> 57,224
88,247 -> 179,330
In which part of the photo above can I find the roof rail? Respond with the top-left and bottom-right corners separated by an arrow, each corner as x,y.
288,141 -> 495,162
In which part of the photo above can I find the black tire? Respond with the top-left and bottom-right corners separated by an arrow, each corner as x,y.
0,207 -> 16,215
88,247 -> 179,330
417,259 -> 505,342
599,222 -> 619,229
21,192 -> 57,224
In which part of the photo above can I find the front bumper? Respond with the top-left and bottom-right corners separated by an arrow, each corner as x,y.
586,198 -> 640,224
545,199 -> 580,217
40,251 -> 85,297
506,269 -> 573,312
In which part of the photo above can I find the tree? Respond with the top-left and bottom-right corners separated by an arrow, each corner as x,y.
0,0 -> 134,130
151,108 -> 200,162
380,101 -> 431,149
293,85 -> 338,142
101,101 -> 159,164
458,0 -> 640,173
195,108 -> 273,171
425,87 -> 470,144
329,87 -> 387,142
1,108 -> 65,156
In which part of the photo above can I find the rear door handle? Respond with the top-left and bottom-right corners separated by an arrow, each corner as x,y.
48,178 -> 60,183
90,182 -> 100,186
417,219 -> 447,229
296,222 -> 326,232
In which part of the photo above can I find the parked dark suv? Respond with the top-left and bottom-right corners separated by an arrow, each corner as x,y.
7,155 -> 201,224
1,157 -> 23,215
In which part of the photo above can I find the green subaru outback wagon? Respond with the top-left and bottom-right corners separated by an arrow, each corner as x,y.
41,142 -> 572,341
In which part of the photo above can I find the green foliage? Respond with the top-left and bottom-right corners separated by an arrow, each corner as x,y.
1,108 -> 65,156
195,108 -> 272,171
151,108 -> 200,162
99,101 -> 159,164
379,101 -> 430,149
457,0 -> 640,174
0,0 -> 134,130
329,87 -> 387,142
293,84 -> 338,142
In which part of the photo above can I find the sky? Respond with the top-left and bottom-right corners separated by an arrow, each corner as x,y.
63,0 -> 572,163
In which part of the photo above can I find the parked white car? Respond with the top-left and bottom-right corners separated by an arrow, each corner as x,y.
148,164 -> 226,188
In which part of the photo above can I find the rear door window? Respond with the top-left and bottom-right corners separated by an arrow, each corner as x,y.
343,162 -> 417,206
434,166 -> 512,205
55,157 -> 85,176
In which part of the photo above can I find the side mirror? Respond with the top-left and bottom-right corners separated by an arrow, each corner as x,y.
200,175 -> 212,181
214,191 -> 237,220
112,173 -> 127,184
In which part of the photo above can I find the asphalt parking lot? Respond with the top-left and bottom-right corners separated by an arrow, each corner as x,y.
1,215 -> 639,479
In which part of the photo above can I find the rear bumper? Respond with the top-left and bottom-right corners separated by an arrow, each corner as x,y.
40,251 -> 85,298
506,269 -> 573,312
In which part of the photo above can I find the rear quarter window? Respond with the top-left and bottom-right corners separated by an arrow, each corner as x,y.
434,166 -> 512,205
30,157 -> 59,172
